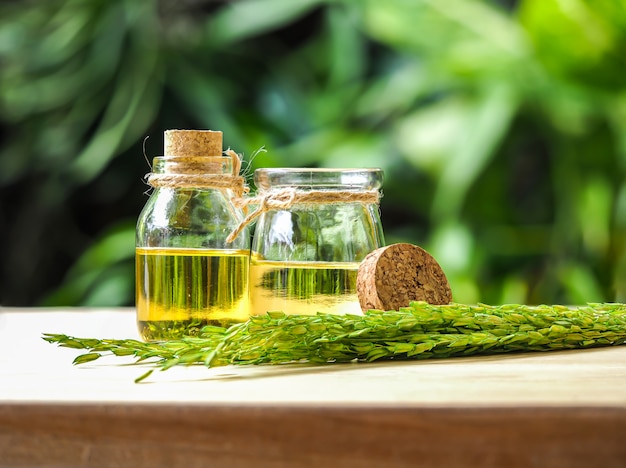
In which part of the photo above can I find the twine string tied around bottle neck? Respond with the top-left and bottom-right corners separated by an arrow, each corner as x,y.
225,186 -> 381,243
145,149 -> 249,198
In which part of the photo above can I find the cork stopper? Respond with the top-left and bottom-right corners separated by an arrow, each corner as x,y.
164,130 -> 222,157
357,243 -> 452,311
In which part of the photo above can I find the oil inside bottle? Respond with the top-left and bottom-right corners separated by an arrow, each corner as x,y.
136,247 -> 249,340
249,252 -> 362,316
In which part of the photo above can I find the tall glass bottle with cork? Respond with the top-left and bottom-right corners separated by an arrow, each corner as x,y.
136,130 -> 250,340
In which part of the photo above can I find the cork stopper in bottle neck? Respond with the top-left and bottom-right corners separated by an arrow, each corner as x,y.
164,130 -> 223,157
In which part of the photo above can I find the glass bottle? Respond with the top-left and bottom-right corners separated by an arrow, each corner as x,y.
135,130 -> 250,340
249,168 -> 384,317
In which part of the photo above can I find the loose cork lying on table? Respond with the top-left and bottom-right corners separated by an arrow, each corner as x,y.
357,243 -> 452,311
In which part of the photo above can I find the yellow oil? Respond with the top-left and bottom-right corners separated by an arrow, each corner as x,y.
249,253 -> 362,316
136,247 -> 249,340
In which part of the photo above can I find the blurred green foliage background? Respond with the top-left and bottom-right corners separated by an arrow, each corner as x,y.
1,0 -> 625,307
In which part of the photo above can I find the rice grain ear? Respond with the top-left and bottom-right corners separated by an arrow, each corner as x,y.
357,243 -> 452,312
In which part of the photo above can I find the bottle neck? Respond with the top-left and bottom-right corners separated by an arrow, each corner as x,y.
147,155 -> 247,197
153,156 -> 233,176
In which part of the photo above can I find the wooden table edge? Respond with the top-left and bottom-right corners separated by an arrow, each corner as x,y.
1,402 -> 625,467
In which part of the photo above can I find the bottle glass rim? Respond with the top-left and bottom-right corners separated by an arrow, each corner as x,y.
254,168 -> 383,191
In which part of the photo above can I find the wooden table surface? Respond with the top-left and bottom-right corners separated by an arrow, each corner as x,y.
1,307 -> 625,467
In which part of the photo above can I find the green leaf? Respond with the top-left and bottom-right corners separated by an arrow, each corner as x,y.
519,0 -> 626,89
73,353 -> 101,365
431,84 -> 518,219
134,369 -> 154,383
208,0 -> 326,45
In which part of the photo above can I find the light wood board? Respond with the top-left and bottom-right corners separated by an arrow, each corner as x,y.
1,307 -> 625,467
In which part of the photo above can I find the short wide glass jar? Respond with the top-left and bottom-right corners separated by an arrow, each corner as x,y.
249,168 -> 384,316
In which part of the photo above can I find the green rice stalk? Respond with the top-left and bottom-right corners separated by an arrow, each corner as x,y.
43,302 -> 626,379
